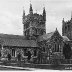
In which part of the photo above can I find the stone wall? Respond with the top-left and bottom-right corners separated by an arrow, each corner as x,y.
1,47 -> 11,58
1,47 -> 38,61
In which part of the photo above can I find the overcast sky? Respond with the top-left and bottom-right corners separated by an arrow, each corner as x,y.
0,0 -> 72,35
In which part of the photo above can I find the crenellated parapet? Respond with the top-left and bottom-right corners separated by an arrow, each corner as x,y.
22,3 -> 46,40
62,15 -> 72,40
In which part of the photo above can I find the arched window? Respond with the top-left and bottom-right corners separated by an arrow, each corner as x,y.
12,49 -> 15,57
54,43 -> 59,52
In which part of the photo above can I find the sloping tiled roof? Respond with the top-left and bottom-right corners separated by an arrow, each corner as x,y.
62,36 -> 70,42
0,34 -> 38,47
38,32 -> 54,41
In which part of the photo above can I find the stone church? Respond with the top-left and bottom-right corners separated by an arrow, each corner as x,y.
0,3 -> 46,61
62,15 -> 72,48
22,3 -> 46,40
0,3 -> 70,62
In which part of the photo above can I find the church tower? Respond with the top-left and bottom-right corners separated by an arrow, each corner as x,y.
62,12 -> 72,40
22,3 -> 46,40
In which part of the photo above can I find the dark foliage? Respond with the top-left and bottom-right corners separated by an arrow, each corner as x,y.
7,54 -> 11,61
63,43 -> 71,59
27,51 -> 31,60
37,50 -> 43,64
17,53 -> 21,61
0,52 -> 1,57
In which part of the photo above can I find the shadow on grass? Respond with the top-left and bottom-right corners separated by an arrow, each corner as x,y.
0,60 -> 70,70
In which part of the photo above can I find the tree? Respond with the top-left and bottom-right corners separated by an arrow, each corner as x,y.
63,43 -> 71,59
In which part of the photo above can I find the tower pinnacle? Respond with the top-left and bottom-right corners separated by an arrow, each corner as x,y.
43,7 -> 46,21
71,11 -> 72,19
29,2 -> 33,14
62,18 -> 64,22
22,7 -> 25,24
23,7 -> 25,19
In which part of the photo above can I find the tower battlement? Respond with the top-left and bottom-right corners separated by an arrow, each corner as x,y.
62,15 -> 72,40
22,3 -> 46,40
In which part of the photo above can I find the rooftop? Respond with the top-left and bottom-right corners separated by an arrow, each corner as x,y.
0,33 -> 38,48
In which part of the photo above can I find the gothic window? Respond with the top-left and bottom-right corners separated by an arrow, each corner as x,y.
57,44 -> 59,52
32,28 -> 36,34
12,49 -> 15,57
54,43 -> 59,52
65,26 -> 67,31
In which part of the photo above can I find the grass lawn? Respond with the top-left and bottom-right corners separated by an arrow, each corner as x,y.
0,67 -> 24,70
0,60 -> 72,70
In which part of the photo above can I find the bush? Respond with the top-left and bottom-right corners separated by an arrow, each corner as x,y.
52,59 -> 61,65
7,54 -> 11,61
17,53 -> 21,61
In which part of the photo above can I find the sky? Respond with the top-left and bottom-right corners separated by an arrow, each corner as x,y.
0,0 -> 72,35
